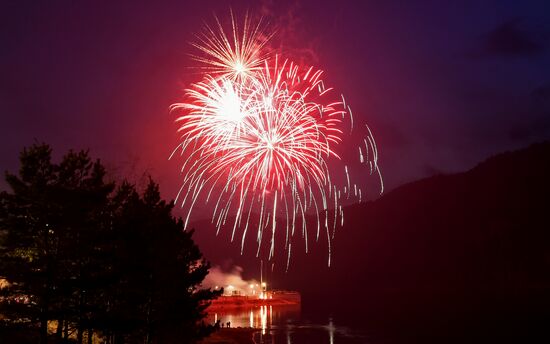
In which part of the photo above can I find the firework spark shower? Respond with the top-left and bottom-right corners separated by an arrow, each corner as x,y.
170,12 -> 383,268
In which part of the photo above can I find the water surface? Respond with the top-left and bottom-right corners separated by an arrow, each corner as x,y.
207,305 -> 369,343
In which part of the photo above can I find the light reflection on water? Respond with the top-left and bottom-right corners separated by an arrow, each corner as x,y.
208,304 -> 298,333
206,305 -> 367,343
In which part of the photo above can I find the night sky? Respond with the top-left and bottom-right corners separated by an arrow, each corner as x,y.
2,0 -> 550,207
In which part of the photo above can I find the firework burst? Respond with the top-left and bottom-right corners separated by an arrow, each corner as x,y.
171,13 -> 382,269
190,11 -> 271,81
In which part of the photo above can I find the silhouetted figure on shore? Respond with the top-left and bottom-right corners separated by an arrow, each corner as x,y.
227,321 -> 231,328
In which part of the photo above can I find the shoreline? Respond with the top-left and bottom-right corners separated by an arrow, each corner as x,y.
199,328 -> 256,344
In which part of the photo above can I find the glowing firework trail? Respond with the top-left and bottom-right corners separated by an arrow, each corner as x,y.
170,13 -> 382,268
190,11 -> 271,81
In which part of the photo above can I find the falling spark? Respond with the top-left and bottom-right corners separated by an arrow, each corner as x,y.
171,13 -> 383,268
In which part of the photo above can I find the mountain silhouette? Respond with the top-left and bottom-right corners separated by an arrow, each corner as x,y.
192,141 -> 550,342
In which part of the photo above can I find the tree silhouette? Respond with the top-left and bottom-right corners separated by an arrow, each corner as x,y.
0,144 -> 220,343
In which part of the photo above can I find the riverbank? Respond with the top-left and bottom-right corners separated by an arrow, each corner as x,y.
199,328 -> 256,344
0,326 -> 255,344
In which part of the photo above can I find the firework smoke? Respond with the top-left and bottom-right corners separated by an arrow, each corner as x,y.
202,265 -> 260,296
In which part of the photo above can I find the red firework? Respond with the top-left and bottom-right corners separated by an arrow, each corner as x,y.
170,13 -> 382,268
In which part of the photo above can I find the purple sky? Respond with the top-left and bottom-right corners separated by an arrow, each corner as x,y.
2,0 -> 549,208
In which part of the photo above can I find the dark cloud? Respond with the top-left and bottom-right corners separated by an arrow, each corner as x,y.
531,83 -> 550,103
507,83 -> 550,142
422,164 -> 446,178
507,116 -> 550,141
483,19 -> 545,56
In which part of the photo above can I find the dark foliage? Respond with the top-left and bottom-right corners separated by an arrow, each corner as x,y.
0,144 -> 220,344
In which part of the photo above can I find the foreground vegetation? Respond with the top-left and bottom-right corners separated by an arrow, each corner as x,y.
0,144 -> 221,343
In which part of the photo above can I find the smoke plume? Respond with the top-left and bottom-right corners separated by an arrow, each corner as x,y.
202,265 -> 260,296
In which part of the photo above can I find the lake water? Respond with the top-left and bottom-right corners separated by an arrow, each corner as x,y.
206,305 -> 370,344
